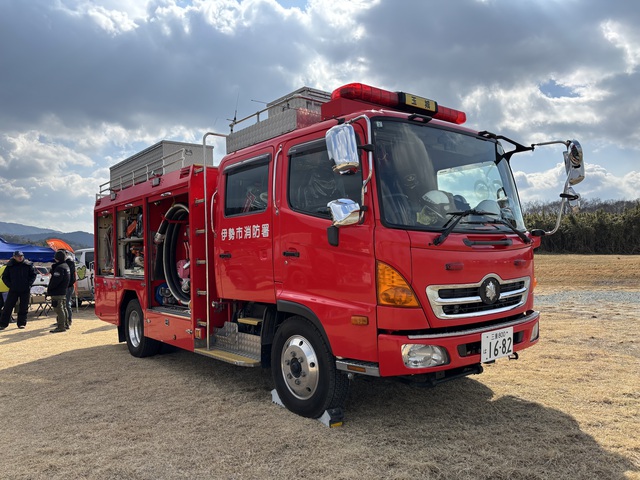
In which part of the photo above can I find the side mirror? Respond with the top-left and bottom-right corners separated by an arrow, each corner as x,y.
326,124 -> 360,173
562,140 -> 583,213
562,186 -> 581,213
564,140 -> 584,186
328,198 -> 360,226
531,140 -> 585,237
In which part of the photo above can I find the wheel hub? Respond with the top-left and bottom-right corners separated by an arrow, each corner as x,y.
128,310 -> 142,348
290,357 -> 302,377
281,335 -> 319,400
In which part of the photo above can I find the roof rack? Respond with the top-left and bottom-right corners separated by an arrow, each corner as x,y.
97,141 -> 213,198
226,86 -> 331,153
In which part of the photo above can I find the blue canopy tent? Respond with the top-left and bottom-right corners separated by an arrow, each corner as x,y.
0,237 -> 55,262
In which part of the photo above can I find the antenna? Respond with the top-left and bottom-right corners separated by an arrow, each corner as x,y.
227,90 -> 240,132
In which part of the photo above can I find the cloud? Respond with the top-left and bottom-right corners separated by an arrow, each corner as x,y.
0,0 -> 638,232
516,162 -> 640,206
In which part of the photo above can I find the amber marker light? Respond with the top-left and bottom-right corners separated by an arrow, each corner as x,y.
376,262 -> 420,307
347,365 -> 367,373
351,315 -> 369,326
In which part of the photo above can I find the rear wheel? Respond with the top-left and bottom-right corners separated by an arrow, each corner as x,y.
271,316 -> 349,418
125,299 -> 160,358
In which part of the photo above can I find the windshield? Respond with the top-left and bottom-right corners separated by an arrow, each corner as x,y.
373,120 -> 525,232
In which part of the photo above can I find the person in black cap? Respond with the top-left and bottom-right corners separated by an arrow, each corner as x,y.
48,250 -> 70,333
53,250 -> 76,328
0,251 -> 37,330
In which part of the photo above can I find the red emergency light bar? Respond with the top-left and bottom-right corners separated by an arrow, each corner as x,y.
331,83 -> 466,125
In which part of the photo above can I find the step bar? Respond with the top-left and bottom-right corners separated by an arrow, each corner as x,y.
193,347 -> 260,367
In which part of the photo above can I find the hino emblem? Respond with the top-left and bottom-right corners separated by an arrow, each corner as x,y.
479,278 -> 501,305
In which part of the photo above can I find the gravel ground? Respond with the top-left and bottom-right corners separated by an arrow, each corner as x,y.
535,290 -> 640,306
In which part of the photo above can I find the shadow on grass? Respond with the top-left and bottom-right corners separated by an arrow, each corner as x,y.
1,343 -> 636,480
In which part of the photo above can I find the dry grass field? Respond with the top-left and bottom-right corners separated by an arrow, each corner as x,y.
0,255 -> 638,479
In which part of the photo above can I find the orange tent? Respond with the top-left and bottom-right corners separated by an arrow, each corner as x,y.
46,238 -> 74,253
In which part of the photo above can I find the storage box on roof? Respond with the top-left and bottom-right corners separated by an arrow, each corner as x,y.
109,140 -> 214,192
225,87 -> 331,153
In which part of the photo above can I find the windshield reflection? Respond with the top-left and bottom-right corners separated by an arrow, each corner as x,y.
373,121 -> 525,232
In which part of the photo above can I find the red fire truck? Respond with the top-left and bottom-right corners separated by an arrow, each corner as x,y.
94,83 -> 584,423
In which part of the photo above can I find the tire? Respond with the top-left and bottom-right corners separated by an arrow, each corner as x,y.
124,299 -> 160,358
271,316 -> 349,418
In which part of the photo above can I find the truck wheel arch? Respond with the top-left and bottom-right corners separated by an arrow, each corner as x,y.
273,300 -> 332,352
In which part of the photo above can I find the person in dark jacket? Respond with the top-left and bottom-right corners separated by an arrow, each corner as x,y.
48,250 -> 70,333
0,251 -> 37,330
59,250 -> 76,327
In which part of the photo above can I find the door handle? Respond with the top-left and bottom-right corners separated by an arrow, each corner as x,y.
282,251 -> 300,257
219,253 -> 232,259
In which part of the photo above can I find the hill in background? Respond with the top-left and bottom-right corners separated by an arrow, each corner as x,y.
0,221 -> 93,250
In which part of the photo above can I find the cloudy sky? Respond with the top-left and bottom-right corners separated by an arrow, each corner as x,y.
1,0 -> 639,233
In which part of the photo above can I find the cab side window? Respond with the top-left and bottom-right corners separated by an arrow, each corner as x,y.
288,145 -> 361,217
224,157 -> 270,217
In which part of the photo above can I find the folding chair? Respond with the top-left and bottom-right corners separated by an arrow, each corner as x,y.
30,287 -> 52,317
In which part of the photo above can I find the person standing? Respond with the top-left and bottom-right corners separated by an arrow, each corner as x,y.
0,263 -> 7,317
58,250 -> 76,328
0,251 -> 37,330
48,250 -> 70,333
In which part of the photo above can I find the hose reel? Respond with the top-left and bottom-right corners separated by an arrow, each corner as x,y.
154,203 -> 190,306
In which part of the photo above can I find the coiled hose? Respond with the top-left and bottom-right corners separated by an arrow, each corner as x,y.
154,203 -> 190,305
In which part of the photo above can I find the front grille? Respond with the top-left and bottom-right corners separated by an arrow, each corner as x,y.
439,281 -> 525,299
442,295 -> 522,315
426,275 -> 530,320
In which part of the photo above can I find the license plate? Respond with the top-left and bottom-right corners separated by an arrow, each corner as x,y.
481,327 -> 514,362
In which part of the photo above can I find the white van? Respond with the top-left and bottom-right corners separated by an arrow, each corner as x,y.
73,248 -> 94,304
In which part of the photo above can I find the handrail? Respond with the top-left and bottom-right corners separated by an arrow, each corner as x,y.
97,147 -> 197,198
346,115 -> 373,224
202,132 -> 227,351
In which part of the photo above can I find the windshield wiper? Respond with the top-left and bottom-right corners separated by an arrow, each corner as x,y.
488,218 -> 531,244
433,209 -> 492,246
433,209 -> 531,246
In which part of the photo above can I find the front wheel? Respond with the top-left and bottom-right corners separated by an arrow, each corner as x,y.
125,299 -> 160,358
271,316 -> 349,418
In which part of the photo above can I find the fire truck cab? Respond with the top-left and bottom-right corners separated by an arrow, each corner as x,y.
94,83 -> 584,421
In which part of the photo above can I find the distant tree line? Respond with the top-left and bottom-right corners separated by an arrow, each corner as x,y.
524,198 -> 640,254
0,234 -> 87,251
1,234 -> 49,247
4,201 -> 637,255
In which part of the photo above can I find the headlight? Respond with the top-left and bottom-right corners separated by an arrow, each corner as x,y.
401,344 -> 449,368
530,321 -> 539,342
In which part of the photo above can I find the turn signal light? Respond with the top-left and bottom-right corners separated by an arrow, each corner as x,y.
376,262 -> 420,307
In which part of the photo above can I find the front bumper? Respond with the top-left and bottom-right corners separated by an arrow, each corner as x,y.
376,310 -> 540,377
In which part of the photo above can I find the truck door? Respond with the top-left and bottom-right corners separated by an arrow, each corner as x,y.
94,210 -> 118,324
215,152 -> 275,303
273,136 -> 378,361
